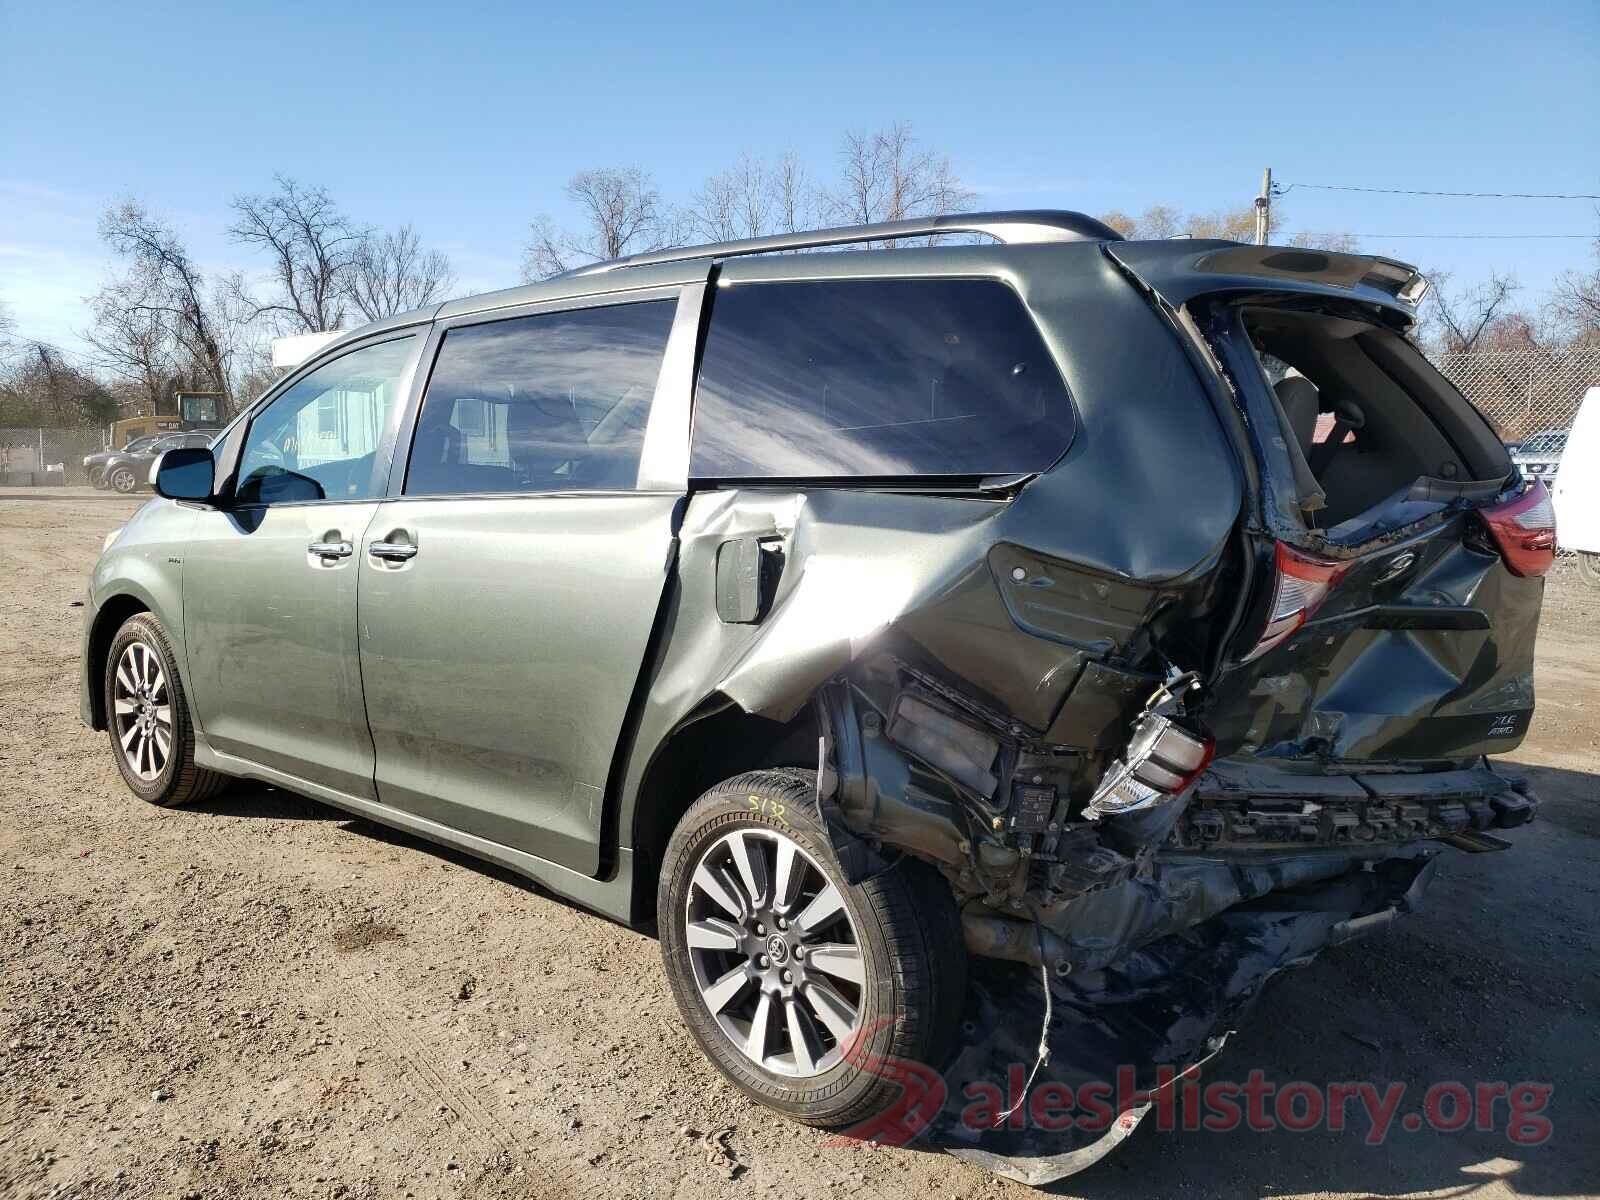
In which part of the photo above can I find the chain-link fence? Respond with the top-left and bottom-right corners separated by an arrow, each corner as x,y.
0,427 -> 108,485
1428,347 -> 1600,445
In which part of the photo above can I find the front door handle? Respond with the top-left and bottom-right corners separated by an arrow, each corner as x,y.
369,541 -> 418,562
309,540 -> 353,560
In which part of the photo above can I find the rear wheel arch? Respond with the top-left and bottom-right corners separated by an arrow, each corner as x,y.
628,697 -> 820,927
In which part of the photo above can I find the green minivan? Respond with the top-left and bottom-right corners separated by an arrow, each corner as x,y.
82,211 -> 1550,1179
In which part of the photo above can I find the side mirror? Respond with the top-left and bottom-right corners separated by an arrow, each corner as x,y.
152,446 -> 216,502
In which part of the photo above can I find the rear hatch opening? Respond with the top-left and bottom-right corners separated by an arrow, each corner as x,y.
1190,295 -> 1553,768
1227,301 -> 1520,541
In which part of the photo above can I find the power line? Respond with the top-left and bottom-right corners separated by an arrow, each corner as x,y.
1276,182 -> 1600,201
1303,232 -> 1593,240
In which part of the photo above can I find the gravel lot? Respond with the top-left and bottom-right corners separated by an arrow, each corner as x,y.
2,488 -> 1597,1199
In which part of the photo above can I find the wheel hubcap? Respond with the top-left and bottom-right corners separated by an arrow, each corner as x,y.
685,827 -> 865,1078
113,642 -> 171,781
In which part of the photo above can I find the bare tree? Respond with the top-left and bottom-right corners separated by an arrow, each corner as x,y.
0,340 -> 115,427
1419,270 -> 1525,352
1547,215 -> 1600,343
1096,201 -> 1357,252
346,226 -> 456,321
1099,204 -> 1186,240
1098,204 -> 1233,239
230,175 -> 364,332
97,200 -> 233,401
0,299 -> 18,373
84,275 -> 176,413
1182,205 -> 1269,243
826,123 -> 975,235
686,153 -> 773,242
522,168 -> 672,281
684,151 -> 823,244
772,151 -> 816,234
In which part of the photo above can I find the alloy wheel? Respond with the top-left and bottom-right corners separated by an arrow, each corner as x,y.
113,641 -> 171,781
684,827 -> 865,1078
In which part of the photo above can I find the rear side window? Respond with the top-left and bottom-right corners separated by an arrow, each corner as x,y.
406,300 -> 675,496
691,278 -> 1074,479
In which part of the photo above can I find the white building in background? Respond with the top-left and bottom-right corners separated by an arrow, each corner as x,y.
271,331 -> 345,370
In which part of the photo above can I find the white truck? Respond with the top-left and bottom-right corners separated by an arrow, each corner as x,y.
1552,385 -> 1600,587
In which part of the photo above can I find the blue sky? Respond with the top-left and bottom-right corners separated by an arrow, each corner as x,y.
2,0 -> 1596,358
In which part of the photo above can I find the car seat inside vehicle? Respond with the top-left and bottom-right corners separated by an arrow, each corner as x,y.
407,383 -> 650,495
1246,307 -> 1513,531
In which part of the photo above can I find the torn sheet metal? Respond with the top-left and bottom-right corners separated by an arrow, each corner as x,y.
919,856 -> 1434,1185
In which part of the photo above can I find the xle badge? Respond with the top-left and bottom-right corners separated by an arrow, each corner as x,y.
1488,713 -> 1518,737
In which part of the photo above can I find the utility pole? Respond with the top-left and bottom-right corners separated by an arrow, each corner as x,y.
1254,167 -> 1272,245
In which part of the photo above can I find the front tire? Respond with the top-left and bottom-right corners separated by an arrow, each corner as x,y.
103,613 -> 227,807
658,769 -> 966,1129
88,467 -> 106,489
109,466 -> 139,494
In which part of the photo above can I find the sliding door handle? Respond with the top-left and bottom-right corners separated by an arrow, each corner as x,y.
369,541 -> 418,562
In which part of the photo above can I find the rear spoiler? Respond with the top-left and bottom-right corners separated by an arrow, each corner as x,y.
1106,241 -> 1428,326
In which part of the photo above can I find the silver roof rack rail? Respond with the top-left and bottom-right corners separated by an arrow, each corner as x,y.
555,209 -> 1123,279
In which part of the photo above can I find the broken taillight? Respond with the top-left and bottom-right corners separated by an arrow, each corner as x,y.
1241,542 -> 1350,662
1479,480 -> 1557,578
1083,712 -> 1215,820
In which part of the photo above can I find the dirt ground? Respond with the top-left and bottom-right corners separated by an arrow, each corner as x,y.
2,488 -> 1597,1200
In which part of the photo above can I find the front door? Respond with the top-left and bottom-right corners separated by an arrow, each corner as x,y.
358,294 -> 687,874
182,333 -> 422,797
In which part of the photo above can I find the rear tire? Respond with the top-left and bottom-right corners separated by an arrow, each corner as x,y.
658,768 -> 966,1129
1578,552 -> 1600,589
103,613 -> 227,807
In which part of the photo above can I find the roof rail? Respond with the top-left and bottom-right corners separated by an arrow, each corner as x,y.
555,209 -> 1123,279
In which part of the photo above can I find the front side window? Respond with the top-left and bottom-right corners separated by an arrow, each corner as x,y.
405,300 -> 675,496
690,278 -> 1076,479
236,336 -> 415,505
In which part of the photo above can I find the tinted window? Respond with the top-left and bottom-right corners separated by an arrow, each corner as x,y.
691,279 -> 1074,479
237,336 -> 415,505
406,300 -> 675,496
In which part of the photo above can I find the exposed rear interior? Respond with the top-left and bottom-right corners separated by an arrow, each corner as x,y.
1244,307 -> 1513,535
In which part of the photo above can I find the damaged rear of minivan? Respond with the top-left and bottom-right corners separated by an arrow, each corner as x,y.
645,229 -> 1550,1183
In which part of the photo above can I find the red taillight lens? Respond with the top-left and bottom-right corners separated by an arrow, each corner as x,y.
1480,480 -> 1556,578
1241,541 -> 1351,662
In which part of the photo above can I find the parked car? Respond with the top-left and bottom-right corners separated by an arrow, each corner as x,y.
80,213 -> 1550,1181
1513,427 -> 1568,482
84,434 -> 163,489
99,429 -> 221,493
